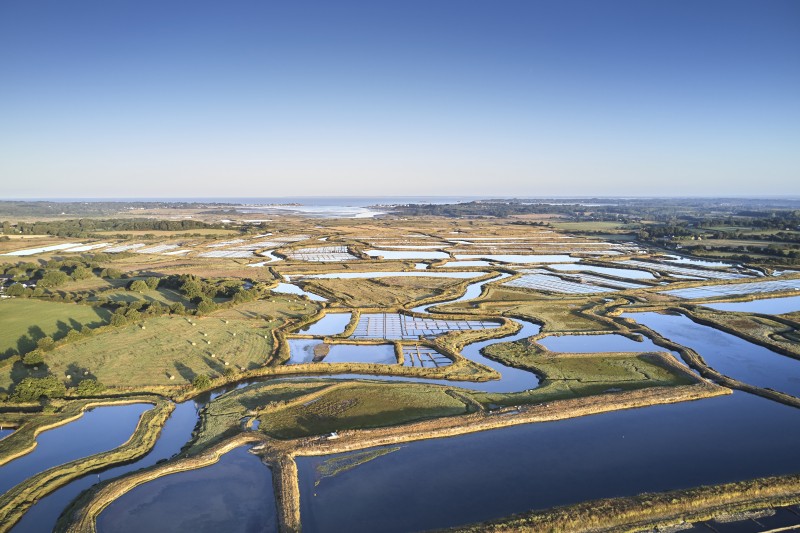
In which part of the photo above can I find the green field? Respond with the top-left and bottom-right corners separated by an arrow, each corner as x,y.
194,379 -> 470,443
473,338 -> 696,407
0,296 -> 318,392
0,299 -> 111,358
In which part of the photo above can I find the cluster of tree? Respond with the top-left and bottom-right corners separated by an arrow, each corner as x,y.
159,274 -> 259,314
0,201 -> 236,219
3,218 -> 223,237
7,376 -> 106,402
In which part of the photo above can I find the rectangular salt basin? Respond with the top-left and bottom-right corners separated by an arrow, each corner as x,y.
2,243 -> 82,256
455,254 -> 579,263
366,250 -> 450,260
663,279 -> 800,299
701,295 -> 800,315
440,261 -> 492,268
547,264 -> 656,280
298,271 -> 484,280
299,313 -> 353,335
287,339 -> 396,364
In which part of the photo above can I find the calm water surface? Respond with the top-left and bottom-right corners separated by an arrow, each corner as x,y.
297,393 -> 800,533
0,404 -> 151,496
299,312 -> 352,335
97,446 -> 276,533
702,295 -> 800,315
11,401 -> 200,533
626,312 -> 800,397
271,283 -> 327,301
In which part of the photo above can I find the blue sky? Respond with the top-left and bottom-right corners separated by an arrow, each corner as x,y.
1,0 -> 798,198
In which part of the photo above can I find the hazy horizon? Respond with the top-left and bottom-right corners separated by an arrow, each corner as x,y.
1,1 -> 798,197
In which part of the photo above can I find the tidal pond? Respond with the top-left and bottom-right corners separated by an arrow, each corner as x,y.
547,263 -> 656,280
271,283 -> 327,301
0,403 -> 152,496
287,339 -> 396,365
625,312 -> 800,397
455,254 -> 578,263
11,400 -> 200,533
365,250 -> 449,260
297,393 -> 800,533
701,295 -> 800,315
299,271 -> 482,279
96,446 -> 277,533
299,312 -> 352,336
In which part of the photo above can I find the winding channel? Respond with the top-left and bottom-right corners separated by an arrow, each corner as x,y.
5,271 -> 800,531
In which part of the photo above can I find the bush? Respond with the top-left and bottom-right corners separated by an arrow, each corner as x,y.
192,374 -> 212,389
22,350 -> 45,365
6,283 -> 25,297
144,276 -> 160,290
36,336 -> 55,351
12,376 -> 67,402
100,268 -> 122,279
38,270 -> 70,288
75,379 -> 106,396
128,279 -> 149,292
71,266 -> 93,280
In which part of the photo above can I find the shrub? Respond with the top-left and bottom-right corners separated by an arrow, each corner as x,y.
38,270 -> 70,288
36,336 -> 55,352
22,350 -> 45,365
6,283 -> 25,297
128,279 -> 148,292
192,374 -> 212,389
12,376 -> 67,402
75,379 -> 106,396
144,276 -> 160,290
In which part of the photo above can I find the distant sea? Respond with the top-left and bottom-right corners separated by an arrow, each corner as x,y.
18,197 -> 484,218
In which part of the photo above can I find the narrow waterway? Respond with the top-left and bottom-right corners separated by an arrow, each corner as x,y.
0,404 -> 152,496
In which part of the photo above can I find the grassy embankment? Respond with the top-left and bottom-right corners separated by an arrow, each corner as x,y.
0,396 -> 172,533
681,305 -> 800,359
447,473 -> 800,533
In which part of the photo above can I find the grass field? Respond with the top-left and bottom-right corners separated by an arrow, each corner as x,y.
302,276 -> 467,307
0,296 -> 319,391
473,338 -> 695,407
194,379 -> 469,443
0,300 -> 111,358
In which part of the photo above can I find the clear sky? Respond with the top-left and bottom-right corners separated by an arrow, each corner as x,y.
1,0 -> 798,198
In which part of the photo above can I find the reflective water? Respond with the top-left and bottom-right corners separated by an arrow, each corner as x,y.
702,295 -> 800,315
547,263 -> 656,280
299,271 -> 483,279
455,254 -> 578,263
297,393 -> 800,533
271,283 -> 327,301
11,401 -> 200,533
366,250 -> 449,260
626,312 -> 800,397
299,313 -> 352,336
287,340 -> 396,365
97,447 -> 277,533
0,404 -> 152,496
